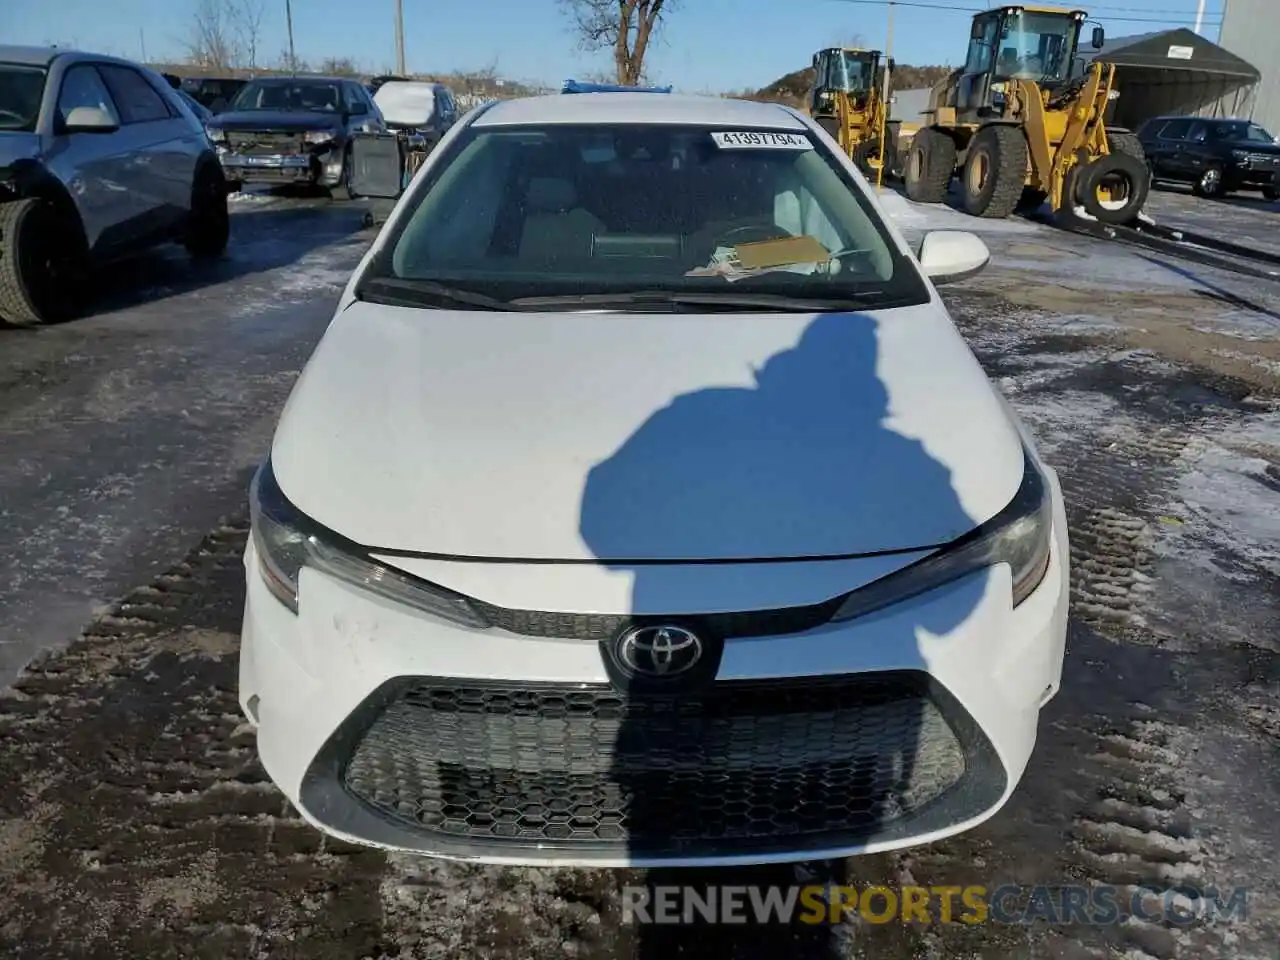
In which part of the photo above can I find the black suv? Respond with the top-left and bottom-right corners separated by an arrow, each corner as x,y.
1138,115 -> 1280,201
204,76 -> 386,197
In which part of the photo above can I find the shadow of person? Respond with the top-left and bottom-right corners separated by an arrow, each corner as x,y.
578,310 -> 988,957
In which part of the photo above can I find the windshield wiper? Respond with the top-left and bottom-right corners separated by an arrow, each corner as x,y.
507,289 -> 888,313
356,277 -> 511,311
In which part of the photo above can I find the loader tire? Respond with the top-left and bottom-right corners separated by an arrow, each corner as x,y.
961,125 -> 1028,218
1077,152 -> 1150,225
904,128 -> 956,204
853,138 -> 883,180
0,198 -> 85,327
1107,129 -> 1145,164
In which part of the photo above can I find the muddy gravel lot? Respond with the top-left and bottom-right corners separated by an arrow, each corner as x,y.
1,190 -> 1278,959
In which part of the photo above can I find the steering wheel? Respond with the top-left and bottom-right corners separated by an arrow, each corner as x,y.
0,109 -> 26,124
715,220 -> 790,249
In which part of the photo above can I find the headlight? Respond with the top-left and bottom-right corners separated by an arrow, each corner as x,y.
248,461 -> 488,628
303,130 -> 338,145
1232,149 -> 1250,160
830,448 -> 1053,623
205,125 -> 226,142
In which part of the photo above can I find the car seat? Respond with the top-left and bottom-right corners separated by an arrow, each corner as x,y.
517,177 -> 605,266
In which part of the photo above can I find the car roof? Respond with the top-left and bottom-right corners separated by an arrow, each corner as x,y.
472,93 -> 807,129
0,45 -> 65,67
247,75 -> 353,85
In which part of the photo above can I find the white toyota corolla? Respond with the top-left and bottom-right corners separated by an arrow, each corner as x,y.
239,89 -> 1070,867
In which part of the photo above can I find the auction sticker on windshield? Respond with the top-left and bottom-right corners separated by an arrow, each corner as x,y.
711,131 -> 813,150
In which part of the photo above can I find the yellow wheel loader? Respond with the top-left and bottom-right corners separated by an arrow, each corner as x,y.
808,47 -> 898,181
904,4 -> 1150,223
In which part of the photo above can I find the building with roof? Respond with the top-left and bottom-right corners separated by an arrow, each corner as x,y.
1218,0 -> 1280,134
1082,27 -> 1260,130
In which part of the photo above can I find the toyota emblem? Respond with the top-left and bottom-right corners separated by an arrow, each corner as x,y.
614,624 -> 704,678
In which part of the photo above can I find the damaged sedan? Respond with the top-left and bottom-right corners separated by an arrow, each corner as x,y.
205,75 -> 385,198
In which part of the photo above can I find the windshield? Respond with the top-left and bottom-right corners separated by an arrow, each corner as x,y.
0,64 -> 47,132
816,52 -> 875,94
362,122 -> 929,310
996,12 -> 1077,84
230,80 -> 342,112
1214,120 -> 1275,143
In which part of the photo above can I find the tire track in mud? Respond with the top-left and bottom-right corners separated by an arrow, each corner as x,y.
0,520 -> 386,959
939,292 -> 1278,960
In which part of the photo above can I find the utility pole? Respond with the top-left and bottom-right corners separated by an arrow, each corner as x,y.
875,1 -> 895,189
1193,0 -> 1206,34
394,0 -> 406,75
285,0 -> 297,73
138,27 -> 146,63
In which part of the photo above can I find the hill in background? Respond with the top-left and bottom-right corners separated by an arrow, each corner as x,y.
742,63 -> 954,106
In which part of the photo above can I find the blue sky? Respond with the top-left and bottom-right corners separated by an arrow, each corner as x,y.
3,0 -> 1227,92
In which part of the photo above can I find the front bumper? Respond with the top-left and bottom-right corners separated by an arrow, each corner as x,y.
218,150 -> 344,186
239,477 -> 1069,868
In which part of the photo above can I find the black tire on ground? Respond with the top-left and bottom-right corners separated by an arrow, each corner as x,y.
961,124 -> 1028,218
225,178 -> 243,193
1262,185 -> 1278,202
1076,151 -> 1151,225
184,164 -> 230,260
329,147 -> 355,201
0,198 -> 86,327
1192,164 -> 1227,198
903,128 -> 956,204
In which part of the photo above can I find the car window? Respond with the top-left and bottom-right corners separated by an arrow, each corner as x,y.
1187,121 -> 1209,143
56,64 -> 121,126
97,65 -> 172,124
344,83 -> 368,115
0,64 -> 49,132
1212,120 -> 1274,143
1157,119 -> 1192,141
233,80 -> 341,112
369,122 -> 929,308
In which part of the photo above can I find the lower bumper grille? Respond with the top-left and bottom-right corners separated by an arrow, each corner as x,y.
305,674 -> 1006,861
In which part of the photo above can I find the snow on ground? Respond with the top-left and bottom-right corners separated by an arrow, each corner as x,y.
1158,409 -> 1280,580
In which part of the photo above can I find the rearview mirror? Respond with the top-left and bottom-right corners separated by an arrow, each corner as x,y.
970,19 -> 985,41
1092,26 -> 1105,49
918,230 -> 990,284
63,106 -> 119,134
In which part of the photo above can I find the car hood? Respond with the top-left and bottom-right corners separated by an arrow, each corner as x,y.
0,133 -> 41,167
1226,140 -> 1280,155
270,300 -> 1025,562
208,110 -> 342,133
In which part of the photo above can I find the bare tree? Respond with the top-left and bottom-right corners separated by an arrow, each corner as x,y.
277,47 -> 307,74
232,0 -> 266,71
559,0 -> 675,86
182,0 -> 241,71
318,56 -> 361,76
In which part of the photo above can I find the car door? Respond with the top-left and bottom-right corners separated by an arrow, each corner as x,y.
96,63 -> 191,241
41,62 -> 136,256
1180,121 -> 1216,181
1151,119 -> 1191,180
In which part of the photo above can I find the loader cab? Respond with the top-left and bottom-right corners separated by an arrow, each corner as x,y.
810,48 -> 883,117
957,6 -> 1093,115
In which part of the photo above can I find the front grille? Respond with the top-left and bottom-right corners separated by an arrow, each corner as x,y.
314,674 -> 1005,859
468,596 -> 844,641
225,131 -> 304,155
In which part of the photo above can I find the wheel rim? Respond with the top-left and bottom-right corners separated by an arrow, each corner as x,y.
967,149 -> 990,194
1202,169 -> 1221,192
909,146 -> 924,182
1096,171 -> 1134,211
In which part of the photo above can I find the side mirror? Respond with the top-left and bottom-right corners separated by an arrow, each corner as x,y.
918,230 -> 990,284
970,19 -> 985,41
1092,26 -> 1105,49
63,106 -> 119,134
